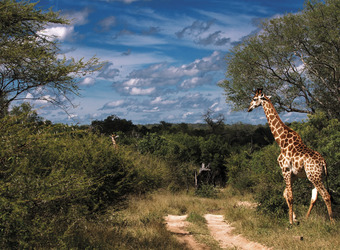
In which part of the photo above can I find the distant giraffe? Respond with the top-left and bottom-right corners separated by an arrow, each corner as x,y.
111,134 -> 119,150
248,88 -> 334,224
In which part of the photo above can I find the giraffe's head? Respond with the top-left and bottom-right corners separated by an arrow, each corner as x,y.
247,88 -> 271,112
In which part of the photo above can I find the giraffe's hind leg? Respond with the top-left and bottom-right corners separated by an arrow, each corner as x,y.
306,187 -> 318,219
312,181 -> 334,223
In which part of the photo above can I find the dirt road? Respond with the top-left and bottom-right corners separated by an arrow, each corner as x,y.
164,215 -> 209,250
165,214 -> 270,250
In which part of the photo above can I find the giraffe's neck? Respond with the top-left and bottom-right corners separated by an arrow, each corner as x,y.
262,100 -> 290,148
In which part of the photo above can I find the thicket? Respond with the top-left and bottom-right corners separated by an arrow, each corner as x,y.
0,109 -> 174,248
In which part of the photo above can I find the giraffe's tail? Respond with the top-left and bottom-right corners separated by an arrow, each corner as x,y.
326,161 -> 340,205
322,161 -> 331,198
323,162 -> 328,178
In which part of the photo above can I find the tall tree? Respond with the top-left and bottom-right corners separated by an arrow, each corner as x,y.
0,0 -> 102,116
220,0 -> 340,119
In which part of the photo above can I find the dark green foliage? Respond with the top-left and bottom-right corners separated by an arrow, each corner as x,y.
250,144 -> 287,216
225,149 -> 254,191
91,115 -> 136,135
195,184 -> 218,198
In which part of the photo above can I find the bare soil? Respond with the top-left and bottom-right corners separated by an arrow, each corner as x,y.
165,213 -> 271,250
164,215 -> 209,250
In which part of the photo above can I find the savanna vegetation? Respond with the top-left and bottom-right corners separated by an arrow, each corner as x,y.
1,104 -> 339,248
1,0 -> 339,249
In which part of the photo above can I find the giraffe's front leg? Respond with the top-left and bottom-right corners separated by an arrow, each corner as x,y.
280,161 -> 294,225
283,183 -> 294,225
277,156 -> 295,225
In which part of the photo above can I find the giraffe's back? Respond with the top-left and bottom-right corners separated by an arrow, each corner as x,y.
287,144 -> 326,180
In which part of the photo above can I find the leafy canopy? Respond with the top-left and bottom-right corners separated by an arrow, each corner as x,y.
0,0 -> 103,116
220,0 -> 340,119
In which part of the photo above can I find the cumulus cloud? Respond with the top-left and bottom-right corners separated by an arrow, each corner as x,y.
39,25 -> 74,41
97,63 -> 120,79
182,112 -> 194,119
114,50 -> 224,96
180,74 -> 213,89
129,87 -> 156,95
150,96 -> 177,105
101,100 -> 125,110
39,8 -> 91,41
80,77 -> 96,86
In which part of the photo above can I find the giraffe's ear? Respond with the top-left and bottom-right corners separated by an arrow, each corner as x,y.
256,88 -> 262,94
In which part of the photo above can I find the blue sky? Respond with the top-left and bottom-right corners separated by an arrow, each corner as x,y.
34,0 -> 307,125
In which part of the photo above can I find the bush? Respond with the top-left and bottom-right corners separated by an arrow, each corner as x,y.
225,147 -> 254,192
0,114 -> 171,248
195,184 -> 218,198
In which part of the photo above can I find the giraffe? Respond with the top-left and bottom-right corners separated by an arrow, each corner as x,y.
248,88 -> 334,224
111,134 -> 119,150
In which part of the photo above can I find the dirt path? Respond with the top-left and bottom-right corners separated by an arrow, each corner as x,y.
164,215 -> 209,250
204,214 -> 270,249
165,214 -> 270,250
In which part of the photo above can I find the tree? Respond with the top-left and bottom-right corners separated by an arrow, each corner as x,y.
0,0 -> 102,116
203,109 -> 225,134
220,0 -> 340,119
91,115 -> 136,134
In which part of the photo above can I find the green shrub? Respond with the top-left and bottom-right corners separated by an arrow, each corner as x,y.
0,114 -> 170,248
195,184 -> 218,198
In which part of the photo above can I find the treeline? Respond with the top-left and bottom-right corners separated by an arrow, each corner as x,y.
1,104 -> 339,248
90,112 -> 340,216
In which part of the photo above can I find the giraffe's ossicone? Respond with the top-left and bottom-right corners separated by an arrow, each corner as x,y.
248,88 -> 334,224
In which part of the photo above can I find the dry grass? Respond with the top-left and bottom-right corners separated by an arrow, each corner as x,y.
219,187 -> 340,250
85,187 -> 339,249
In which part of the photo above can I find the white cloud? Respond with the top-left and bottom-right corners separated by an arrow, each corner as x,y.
63,8 -> 91,26
182,112 -> 194,119
39,8 -> 91,41
180,75 -> 213,89
150,96 -> 177,105
143,107 -> 159,113
68,114 -> 78,119
25,93 -> 34,99
101,100 -> 125,109
130,87 -> 155,95
80,77 -> 96,86
39,25 -> 74,41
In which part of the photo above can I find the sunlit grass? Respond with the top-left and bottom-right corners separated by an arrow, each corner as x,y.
81,187 -> 339,249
